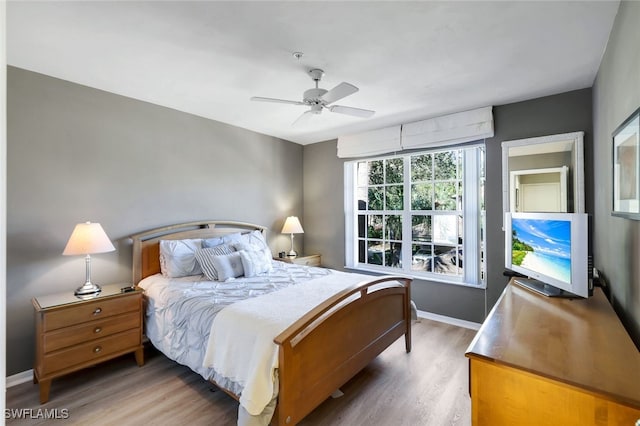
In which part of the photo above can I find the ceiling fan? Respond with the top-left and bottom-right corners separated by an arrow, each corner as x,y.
250,68 -> 375,126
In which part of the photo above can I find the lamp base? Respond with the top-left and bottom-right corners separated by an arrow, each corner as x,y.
74,282 -> 102,296
287,233 -> 297,257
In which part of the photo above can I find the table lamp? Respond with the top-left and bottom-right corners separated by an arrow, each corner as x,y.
281,216 -> 304,257
63,222 -> 116,296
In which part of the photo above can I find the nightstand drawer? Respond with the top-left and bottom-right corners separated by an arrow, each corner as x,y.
42,294 -> 140,331
296,256 -> 321,266
43,311 -> 141,353
41,329 -> 141,375
274,254 -> 322,267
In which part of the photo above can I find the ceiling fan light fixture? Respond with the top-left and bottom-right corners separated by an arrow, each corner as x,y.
303,88 -> 328,103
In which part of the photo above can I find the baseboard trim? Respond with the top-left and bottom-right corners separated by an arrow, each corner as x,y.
6,369 -> 33,388
417,309 -> 481,330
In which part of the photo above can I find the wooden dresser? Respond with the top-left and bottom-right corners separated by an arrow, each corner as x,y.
465,280 -> 640,425
32,284 -> 144,403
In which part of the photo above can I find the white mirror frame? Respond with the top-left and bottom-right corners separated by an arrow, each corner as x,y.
502,131 -> 585,227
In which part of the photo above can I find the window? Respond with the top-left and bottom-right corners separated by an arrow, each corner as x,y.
345,144 -> 485,287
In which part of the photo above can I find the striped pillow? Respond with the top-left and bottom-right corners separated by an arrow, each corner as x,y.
194,244 -> 234,281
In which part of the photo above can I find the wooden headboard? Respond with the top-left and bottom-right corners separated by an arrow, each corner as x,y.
129,220 -> 268,285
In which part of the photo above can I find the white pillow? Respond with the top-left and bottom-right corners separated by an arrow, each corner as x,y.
202,237 -> 224,248
159,239 -> 203,278
233,242 -> 272,263
232,243 -> 273,265
223,230 -> 268,250
239,248 -> 273,277
222,232 -> 244,245
194,245 -> 235,280
241,230 -> 269,250
211,252 -> 244,281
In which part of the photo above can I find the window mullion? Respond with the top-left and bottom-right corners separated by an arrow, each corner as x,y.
344,162 -> 356,267
463,149 -> 479,285
402,156 -> 412,271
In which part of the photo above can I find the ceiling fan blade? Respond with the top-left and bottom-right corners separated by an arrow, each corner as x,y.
250,96 -> 305,106
292,110 -> 316,126
329,105 -> 375,118
321,82 -> 359,104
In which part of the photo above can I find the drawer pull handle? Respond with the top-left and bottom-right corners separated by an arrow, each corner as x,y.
93,346 -> 102,353
93,308 -> 102,315
94,327 -> 102,334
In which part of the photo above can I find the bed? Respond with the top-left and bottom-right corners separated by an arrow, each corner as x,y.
130,220 -> 412,425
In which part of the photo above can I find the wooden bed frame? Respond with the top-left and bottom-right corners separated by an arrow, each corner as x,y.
130,221 -> 412,425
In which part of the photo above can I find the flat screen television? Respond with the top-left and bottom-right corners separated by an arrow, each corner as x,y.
505,212 -> 590,298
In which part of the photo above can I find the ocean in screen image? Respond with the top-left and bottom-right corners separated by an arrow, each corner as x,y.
511,218 -> 571,284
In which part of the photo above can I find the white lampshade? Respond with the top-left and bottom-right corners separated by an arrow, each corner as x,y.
63,222 -> 115,256
64,222 -> 115,296
281,216 -> 304,234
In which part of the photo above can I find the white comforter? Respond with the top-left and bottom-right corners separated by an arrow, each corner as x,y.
202,271 -> 368,416
137,261 -> 333,387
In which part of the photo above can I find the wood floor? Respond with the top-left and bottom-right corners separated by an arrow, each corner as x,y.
6,319 -> 476,425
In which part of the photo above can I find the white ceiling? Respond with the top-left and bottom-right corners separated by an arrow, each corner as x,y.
7,1 -> 619,145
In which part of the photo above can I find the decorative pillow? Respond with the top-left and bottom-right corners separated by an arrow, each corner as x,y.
159,239 -> 203,278
240,230 -> 269,250
222,232 -> 244,245
194,245 -> 235,281
232,242 -> 253,252
202,237 -> 224,248
233,242 -> 272,263
239,248 -> 273,277
211,252 -> 245,281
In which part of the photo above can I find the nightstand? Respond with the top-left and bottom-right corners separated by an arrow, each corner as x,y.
32,284 -> 144,403
274,254 -> 322,267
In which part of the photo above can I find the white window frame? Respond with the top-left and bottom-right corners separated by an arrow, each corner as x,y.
344,144 -> 486,288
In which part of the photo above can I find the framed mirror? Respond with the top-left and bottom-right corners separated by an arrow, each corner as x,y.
502,131 -> 584,225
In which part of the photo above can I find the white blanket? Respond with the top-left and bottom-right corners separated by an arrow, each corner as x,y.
202,271 -> 369,416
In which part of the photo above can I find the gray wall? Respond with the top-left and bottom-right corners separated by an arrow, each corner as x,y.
303,88 -> 593,323
485,89 -> 593,310
592,1 -> 640,347
7,67 -> 304,375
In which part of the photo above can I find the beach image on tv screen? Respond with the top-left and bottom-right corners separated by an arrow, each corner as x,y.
511,218 -> 571,284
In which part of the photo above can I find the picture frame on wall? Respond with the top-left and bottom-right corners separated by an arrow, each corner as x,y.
612,106 -> 640,219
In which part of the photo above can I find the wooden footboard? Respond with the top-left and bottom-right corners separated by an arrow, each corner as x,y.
273,276 -> 412,425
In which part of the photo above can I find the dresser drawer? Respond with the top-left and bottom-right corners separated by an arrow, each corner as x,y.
42,294 -> 140,331
40,329 -> 141,376
43,311 -> 141,353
